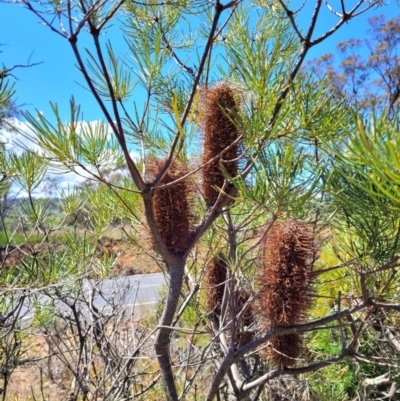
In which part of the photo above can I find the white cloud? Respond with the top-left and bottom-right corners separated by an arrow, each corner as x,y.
1,118 -> 141,198
0,119 -> 110,198
0,118 -> 116,152
1,119 -> 58,197
0,118 -> 39,153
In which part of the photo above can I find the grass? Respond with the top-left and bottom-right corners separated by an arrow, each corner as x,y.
0,232 -> 45,247
0,231 -> 74,247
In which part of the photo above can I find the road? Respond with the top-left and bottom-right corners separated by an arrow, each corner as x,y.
85,273 -> 166,316
18,273 -> 166,327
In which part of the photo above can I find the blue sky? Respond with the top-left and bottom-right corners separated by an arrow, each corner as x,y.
0,0 -> 398,195
0,0 -> 399,123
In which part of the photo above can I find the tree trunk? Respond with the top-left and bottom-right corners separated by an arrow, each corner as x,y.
155,262 -> 185,401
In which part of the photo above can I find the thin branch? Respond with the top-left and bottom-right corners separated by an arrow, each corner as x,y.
97,0 -> 125,31
323,0 -> 342,18
221,0 -> 240,10
305,0 -> 323,43
23,2 -> 68,38
374,302 -> 400,312
339,0 -> 346,14
276,0 -> 304,41
155,134 -> 243,190
337,291 -> 346,348
359,256 -> 400,275
0,61 -> 43,78
313,259 -> 356,275
172,283 -> 200,326
310,0 -> 374,47
153,3 -> 224,187
213,3 -> 239,39
73,0 -> 109,37
87,22 -> 145,190
205,300 -> 370,401
243,351 -> 350,391
156,18 -> 196,80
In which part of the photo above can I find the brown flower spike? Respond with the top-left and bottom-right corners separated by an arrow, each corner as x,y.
205,256 -> 228,315
205,258 -> 254,346
201,83 -> 240,207
258,220 -> 315,366
269,334 -> 301,367
235,288 -> 255,346
148,158 -> 192,255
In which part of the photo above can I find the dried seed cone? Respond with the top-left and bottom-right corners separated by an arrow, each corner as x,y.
205,259 -> 254,346
201,83 -> 240,207
235,289 -> 255,346
149,158 -> 192,255
237,289 -> 254,329
258,219 -> 315,366
269,334 -> 301,367
205,256 -> 228,315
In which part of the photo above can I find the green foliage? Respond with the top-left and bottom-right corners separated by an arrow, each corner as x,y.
23,100 -> 124,174
0,71 -> 15,123
0,232 -> 44,247
10,151 -> 48,193
309,362 -> 356,401
238,143 -> 321,218
322,113 -> 400,266
307,330 -> 356,400
338,112 -> 400,204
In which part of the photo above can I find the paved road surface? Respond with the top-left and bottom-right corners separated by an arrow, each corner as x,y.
85,273 -> 166,315
18,273 -> 166,327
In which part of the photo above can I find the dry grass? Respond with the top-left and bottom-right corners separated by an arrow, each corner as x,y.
0,237 -> 160,275
4,335 -> 65,401
4,321 -> 162,401
98,238 -> 160,274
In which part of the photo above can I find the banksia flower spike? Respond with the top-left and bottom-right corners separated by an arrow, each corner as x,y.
269,334 -> 301,367
205,257 -> 254,346
235,288 -> 255,347
258,219 -> 315,366
201,83 -> 241,207
148,158 -> 192,255
205,256 -> 228,315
